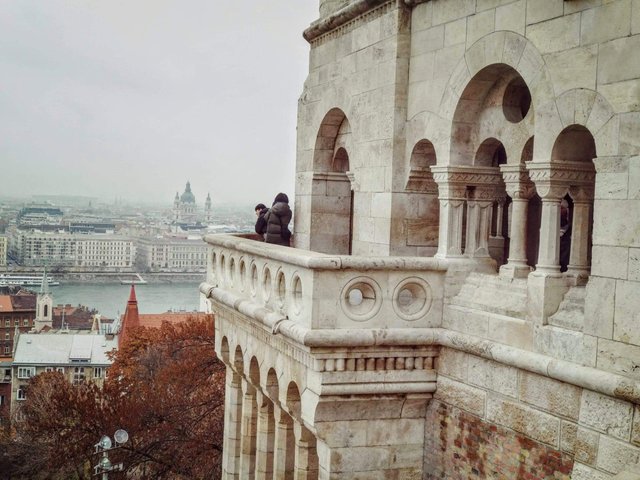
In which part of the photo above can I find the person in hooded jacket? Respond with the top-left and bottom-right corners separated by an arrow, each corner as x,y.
263,193 -> 292,246
254,203 -> 268,239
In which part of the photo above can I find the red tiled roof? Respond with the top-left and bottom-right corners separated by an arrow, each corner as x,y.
0,296 -> 13,312
137,312 -> 212,329
10,293 -> 36,311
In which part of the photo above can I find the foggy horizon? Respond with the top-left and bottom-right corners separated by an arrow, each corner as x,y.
0,1 -> 318,205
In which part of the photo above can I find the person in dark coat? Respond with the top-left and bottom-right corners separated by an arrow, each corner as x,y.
559,199 -> 571,272
263,193 -> 292,246
254,203 -> 268,238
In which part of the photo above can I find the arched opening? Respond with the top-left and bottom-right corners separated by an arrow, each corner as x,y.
309,108 -> 354,255
549,125 -> 596,277
220,336 -> 230,364
286,382 -> 318,480
405,139 -> 439,255
43,304 -> 49,318
475,138 -> 507,167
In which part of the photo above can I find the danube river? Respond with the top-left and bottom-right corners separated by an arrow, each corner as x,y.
50,282 -> 203,320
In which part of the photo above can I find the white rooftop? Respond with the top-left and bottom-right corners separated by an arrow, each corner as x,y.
13,333 -> 117,366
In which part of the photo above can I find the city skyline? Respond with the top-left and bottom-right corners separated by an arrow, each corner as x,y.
0,1 -> 317,205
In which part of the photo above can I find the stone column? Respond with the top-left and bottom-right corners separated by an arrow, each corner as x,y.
430,172 -> 467,258
293,420 -> 319,480
464,189 -> 493,258
567,189 -> 593,282
500,164 -> 535,279
495,199 -> 505,238
535,195 -> 563,275
239,378 -> 257,478
222,368 -> 243,479
272,404 -> 295,480
254,392 -> 275,480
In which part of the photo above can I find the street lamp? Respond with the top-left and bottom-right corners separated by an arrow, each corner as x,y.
94,429 -> 128,479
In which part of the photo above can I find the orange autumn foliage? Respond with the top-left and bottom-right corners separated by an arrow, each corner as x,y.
0,316 -> 225,480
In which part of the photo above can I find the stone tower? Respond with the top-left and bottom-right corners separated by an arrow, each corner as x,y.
202,1 -> 640,479
34,269 -> 52,332
204,193 -> 212,224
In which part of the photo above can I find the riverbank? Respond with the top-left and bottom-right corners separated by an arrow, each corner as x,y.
0,269 -> 205,284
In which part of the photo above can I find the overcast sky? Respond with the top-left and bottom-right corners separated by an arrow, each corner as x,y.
0,1 -> 318,206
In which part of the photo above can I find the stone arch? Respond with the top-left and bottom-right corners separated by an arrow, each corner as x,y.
249,356 -> 261,386
551,89 -> 618,158
233,344 -> 244,375
439,31 -> 553,166
285,381 -> 302,421
265,368 -> 279,401
309,108 -> 355,255
475,138 -> 507,167
220,336 -> 230,364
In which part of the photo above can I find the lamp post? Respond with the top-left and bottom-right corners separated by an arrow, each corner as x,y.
93,429 -> 129,479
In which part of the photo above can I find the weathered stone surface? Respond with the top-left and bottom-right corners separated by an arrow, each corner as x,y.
434,375 -> 486,416
597,339 -> 640,380
519,371 -> 582,420
580,390 -> 634,441
545,45 -> 598,95
571,462 -> 613,480
584,276 -> 616,338
526,13 -> 580,54
598,35 -> 640,84
597,435 -> 640,474
632,405 -> 640,447
629,249 -> 640,282
486,395 -> 560,446
495,0 -> 525,34
467,355 -> 518,398
613,280 -> 640,346
575,427 -> 600,466
581,0 -> 632,46
561,420 -> 578,453
526,0 -> 564,25
592,246 -> 629,279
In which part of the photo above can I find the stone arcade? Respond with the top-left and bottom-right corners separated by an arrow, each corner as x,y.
201,0 -> 640,478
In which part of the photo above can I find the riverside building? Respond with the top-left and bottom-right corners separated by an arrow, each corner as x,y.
201,1 -> 640,479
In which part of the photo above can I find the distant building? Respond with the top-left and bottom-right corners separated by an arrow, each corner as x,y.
172,181 -> 211,225
118,284 -> 212,347
0,358 -> 11,420
8,230 -> 135,270
0,291 -> 36,357
0,236 -> 6,266
11,331 -> 117,413
135,235 -> 207,272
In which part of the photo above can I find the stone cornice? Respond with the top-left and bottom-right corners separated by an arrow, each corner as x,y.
303,0 -> 394,43
202,282 -> 640,405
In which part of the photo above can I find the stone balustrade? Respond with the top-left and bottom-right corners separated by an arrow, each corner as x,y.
201,233 -> 448,331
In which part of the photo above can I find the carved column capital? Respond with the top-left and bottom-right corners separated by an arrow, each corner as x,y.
527,161 -> 595,200
500,164 -> 536,200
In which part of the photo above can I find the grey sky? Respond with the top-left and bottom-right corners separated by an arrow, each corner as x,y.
0,1 -> 317,206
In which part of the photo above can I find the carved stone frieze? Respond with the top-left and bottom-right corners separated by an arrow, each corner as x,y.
500,164 -> 537,200
527,162 -> 595,200
405,168 -> 439,194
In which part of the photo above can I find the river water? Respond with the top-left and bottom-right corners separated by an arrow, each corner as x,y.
50,282 -> 203,320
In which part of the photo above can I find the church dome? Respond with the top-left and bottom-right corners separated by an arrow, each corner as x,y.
180,181 -> 196,204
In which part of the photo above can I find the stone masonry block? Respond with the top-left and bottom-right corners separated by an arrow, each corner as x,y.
581,0 -> 632,46
366,418 -> 425,447
598,35 -> 640,85
633,405 -> 640,447
314,420 -> 368,448
434,375 -> 486,417
584,276 -> 615,338
575,427 -> 601,466
526,0 -> 564,24
544,45 -> 597,96
598,79 -> 640,114
486,395 -> 561,446
597,339 -> 640,381
592,246 -> 629,279
495,0 -> 525,35
619,112 -> 640,156
597,435 -> 640,474
467,356 -> 518,398
526,13 -> 580,54
432,0 -> 476,26
519,371 -> 582,420
630,157 -> 640,200
593,201 -> 640,247
444,17 -> 466,46
412,25 -> 444,55
476,0 -> 513,12
466,9 -> 495,48
412,2 -> 433,32
533,325 -> 598,367
562,420 -> 578,454
635,0 -> 640,34
436,346 -> 468,381
630,249 -> 640,282
580,390 -> 634,441
614,280 -> 640,345
571,462 -> 613,480
596,173 -> 630,200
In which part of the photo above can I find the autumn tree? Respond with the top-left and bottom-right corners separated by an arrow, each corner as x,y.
0,317 -> 225,480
